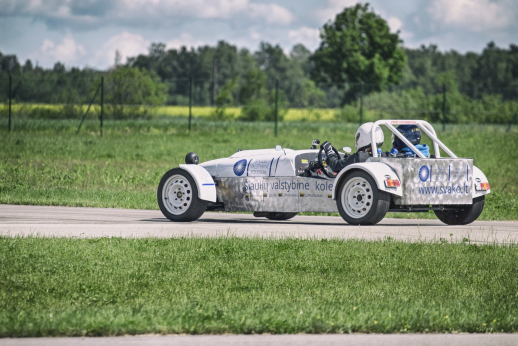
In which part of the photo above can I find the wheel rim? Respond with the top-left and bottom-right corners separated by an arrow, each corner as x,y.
162,174 -> 193,215
341,177 -> 373,218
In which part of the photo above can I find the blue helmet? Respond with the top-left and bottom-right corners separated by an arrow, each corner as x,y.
392,125 -> 421,150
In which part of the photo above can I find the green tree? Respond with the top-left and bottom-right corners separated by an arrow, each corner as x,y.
105,66 -> 167,119
311,3 -> 406,103
211,77 -> 238,120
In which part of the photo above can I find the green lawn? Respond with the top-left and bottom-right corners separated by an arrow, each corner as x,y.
0,119 -> 516,220
1,120 -> 517,337
1,237 -> 517,336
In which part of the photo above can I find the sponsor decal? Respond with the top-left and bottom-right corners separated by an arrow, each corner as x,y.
300,193 -> 305,197
419,165 -> 429,182
248,159 -> 272,176
418,183 -> 470,195
233,159 -> 247,176
242,179 -> 334,193
418,165 -> 467,182
391,120 -> 417,124
301,159 -> 308,163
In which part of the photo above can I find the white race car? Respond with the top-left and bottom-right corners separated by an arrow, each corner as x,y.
157,120 -> 490,225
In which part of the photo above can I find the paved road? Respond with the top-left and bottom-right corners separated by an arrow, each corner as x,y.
2,334 -> 518,346
1,204 -> 516,243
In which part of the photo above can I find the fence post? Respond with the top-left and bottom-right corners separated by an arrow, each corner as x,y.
507,108 -> 518,132
76,82 -> 101,134
360,81 -> 364,126
189,76 -> 193,131
100,76 -> 104,136
8,74 -> 12,133
442,83 -> 447,131
275,79 -> 279,137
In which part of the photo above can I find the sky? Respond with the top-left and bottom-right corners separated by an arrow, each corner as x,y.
0,0 -> 517,70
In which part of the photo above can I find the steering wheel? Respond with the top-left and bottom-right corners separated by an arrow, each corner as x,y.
318,146 -> 341,178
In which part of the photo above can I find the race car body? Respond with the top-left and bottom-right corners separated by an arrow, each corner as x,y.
157,120 -> 490,225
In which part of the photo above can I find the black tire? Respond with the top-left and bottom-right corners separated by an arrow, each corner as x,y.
337,170 -> 390,225
157,168 -> 208,222
434,196 -> 485,225
265,212 -> 298,221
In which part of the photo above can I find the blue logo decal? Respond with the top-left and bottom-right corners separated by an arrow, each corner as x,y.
233,159 -> 247,176
419,165 -> 429,182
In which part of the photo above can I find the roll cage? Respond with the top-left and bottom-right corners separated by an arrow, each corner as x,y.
370,120 -> 457,158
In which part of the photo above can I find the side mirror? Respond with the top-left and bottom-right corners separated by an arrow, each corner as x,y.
342,147 -> 352,154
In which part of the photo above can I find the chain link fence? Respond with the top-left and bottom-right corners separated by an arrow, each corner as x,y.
2,73 -> 518,134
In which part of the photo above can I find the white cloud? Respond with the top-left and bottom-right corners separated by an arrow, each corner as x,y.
0,0 -> 294,27
249,3 -> 294,25
387,16 -> 413,41
91,31 -> 149,69
166,33 -> 207,50
428,0 -> 515,32
288,27 -> 320,49
250,30 -> 261,40
118,0 -> 248,20
35,34 -> 86,66
316,0 -> 358,22
387,17 -> 402,33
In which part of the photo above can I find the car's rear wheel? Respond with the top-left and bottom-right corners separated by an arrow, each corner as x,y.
434,196 -> 485,225
265,212 -> 298,221
337,170 -> 390,225
157,168 -> 208,222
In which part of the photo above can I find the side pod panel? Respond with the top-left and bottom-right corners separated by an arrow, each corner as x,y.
332,162 -> 402,200
179,164 -> 217,202
473,165 -> 490,198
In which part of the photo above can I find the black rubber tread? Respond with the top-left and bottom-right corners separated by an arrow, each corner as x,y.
157,168 -> 208,222
265,212 -> 298,221
434,196 -> 485,225
336,170 -> 391,225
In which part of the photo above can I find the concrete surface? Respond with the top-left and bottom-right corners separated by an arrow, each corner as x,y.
2,334 -> 518,346
1,204 -> 516,243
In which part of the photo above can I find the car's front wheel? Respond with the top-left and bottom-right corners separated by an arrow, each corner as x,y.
157,168 -> 208,222
337,170 -> 390,225
434,196 -> 485,225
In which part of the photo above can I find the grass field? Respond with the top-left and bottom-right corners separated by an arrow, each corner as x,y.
1,236 -> 517,336
0,119 -> 516,220
1,120 -> 517,337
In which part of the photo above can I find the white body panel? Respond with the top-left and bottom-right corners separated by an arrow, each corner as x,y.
331,162 -> 403,200
201,148 -> 312,178
179,164 -> 217,202
473,165 -> 490,198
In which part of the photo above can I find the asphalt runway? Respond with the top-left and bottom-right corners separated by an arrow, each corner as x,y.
1,204 -> 516,243
2,334 -> 518,346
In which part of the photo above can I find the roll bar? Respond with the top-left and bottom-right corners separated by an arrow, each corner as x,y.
370,120 -> 457,158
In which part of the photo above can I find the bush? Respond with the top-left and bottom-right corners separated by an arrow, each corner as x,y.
335,86 -> 518,124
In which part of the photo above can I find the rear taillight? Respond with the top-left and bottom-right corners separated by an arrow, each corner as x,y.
385,179 -> 400,188
476,182 -> 490,191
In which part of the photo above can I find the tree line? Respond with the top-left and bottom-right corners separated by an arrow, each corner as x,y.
1,4 -> 517,122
